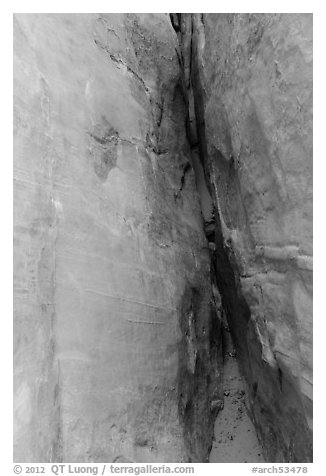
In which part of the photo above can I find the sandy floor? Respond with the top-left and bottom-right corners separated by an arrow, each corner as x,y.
210,328 -> 265,463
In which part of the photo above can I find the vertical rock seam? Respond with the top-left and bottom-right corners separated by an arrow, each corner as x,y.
13,13 -> 312,463
171,13 -> 313,463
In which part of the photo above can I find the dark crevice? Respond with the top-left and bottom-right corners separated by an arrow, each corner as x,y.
174,162 -> 192,200
181,16 -> 271,459
169,13 -> 181,33
169,10 -> 260,459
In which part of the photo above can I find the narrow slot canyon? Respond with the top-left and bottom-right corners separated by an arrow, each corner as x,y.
13,13 -> 313,464
182,136 -> 265,463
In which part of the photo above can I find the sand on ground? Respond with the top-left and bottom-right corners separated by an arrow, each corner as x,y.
209,327 -> 265,463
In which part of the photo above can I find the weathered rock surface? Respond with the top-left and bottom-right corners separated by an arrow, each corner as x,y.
14,12 -> 313,463
13,13 -> 222,462
176,13 -> 313,462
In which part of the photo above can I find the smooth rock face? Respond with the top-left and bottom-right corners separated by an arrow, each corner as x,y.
178,13 -> 313,462
14,13 -> 222,462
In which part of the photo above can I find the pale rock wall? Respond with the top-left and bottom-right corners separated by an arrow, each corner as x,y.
13,13 -> 222,463
177,13 -> 312,462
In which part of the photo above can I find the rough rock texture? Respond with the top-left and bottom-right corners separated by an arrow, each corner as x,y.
13,13 -> 223,462
176,13 -> 313,462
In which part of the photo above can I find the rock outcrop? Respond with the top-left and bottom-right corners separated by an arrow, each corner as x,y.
174,13 -> 313,462
14,12 -> 313,464
13,13 -> 222,462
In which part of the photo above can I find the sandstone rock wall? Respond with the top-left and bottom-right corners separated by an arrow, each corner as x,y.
177,13 -> 313,462
13,13 -> 222,462
13,12 -> 313,463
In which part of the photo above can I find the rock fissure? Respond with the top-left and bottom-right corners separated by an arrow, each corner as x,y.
14,13 -> 312,464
